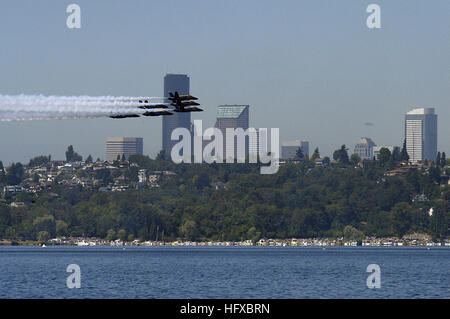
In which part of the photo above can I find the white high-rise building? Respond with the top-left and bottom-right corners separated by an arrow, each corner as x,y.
106,137 -> 143,162
354,137 -> 376,160
405,108 -> 437,163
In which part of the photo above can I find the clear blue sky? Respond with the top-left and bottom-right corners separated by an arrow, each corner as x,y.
0,0 -> 448,164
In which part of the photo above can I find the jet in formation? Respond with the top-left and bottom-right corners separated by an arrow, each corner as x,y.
167,91 -> 202,112
109,91 -> 202,119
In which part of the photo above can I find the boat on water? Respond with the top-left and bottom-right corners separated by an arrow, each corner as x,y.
77,241 -> 89,246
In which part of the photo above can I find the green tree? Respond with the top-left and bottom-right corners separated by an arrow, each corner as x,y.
128,154 -> 154,168
95,169 -> 112,184
65,145 -> 82,162
85,155 -> 93,164
105,229 -> 116,241
350,153 -> 361,166
343,225 -> 365,242
401,139 -> 409,161
192,173 -> 211,190
430,200 -> 449,239
0,163 -> 4,184
4,227 -> 16,239
392,147 -> 401,162
28,155 -> 50,167
124,167 -> 139,182
333,145 -> 349,164
377,147 -> 392,166
5,162 -> 24,185
391,203 -> 413,238
33,215 -> 56,237
56,220 -> 69,237
66,145 -> 74,162
37,231 -> 50,242
436,152 -> 441,166
310,147 -> 320,162
117,229 -> 127,241
179,220 -> 198,240
296,147 -> 304,160
246,226 -> 261,242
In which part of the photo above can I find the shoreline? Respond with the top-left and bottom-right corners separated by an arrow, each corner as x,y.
1,237 -> 449,248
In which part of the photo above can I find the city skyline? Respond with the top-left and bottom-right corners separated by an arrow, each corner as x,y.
0,1 -> 448,164
0,95 -> 445,165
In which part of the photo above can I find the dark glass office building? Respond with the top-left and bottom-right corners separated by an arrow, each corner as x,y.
162,74 -> 191,158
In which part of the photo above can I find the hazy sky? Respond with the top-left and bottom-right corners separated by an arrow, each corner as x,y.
0,0 -> 448,164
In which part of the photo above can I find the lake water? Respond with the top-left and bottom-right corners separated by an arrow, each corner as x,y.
0,246 -> 448,298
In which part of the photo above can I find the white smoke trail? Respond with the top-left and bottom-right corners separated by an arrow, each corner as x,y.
0,94 -> 169,121
3,94 -> 163,101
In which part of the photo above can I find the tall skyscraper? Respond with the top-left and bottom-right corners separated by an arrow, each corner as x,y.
301,141 -> 309,158
354,137 -> 376,160
214,105 -> 249,161
106,137 -> 143,162
405,108 -> 437,163
162,74 -> 191,158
